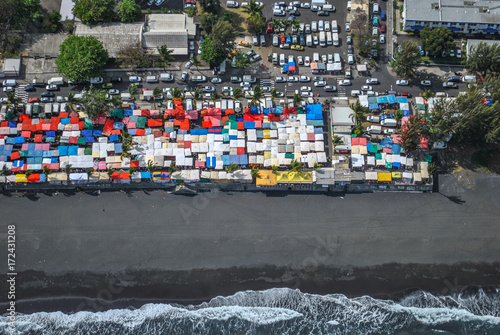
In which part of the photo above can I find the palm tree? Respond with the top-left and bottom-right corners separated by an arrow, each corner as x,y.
269,18 -> 281,32
85,168 -> 94,176
250,85 -> 264,106
271,165 -> 278,174
313,163 -> 322,170
157,45 -> 175,69
290,160 -> 303,172
147,160 -> 155,173
332,135 -> 344,146
153,86 -> 162,100
5,92 -> 21,119
225,163 -> 239,173
170,86 -> 184,99
250,167 -> 261,181
270,88 -> 279,103
42,165 -> 52,176
169,162 -> 178,173
111,96 -> 122,108
293,93 -> 303,107
128,84 -> 139,98
193,87 -> 202,105
281,19 -> 292,33
2,164 -> 12,176
211,90 -> 220,102
423,89 -> 435,99
107,168 -> 114,178
232,88 -> 244,100
242,0 -> 265,17
290,18 -> 300,33
349,100 -> 367,126
66,93 -> 81,112
64,164 -> 73,175
190,56 -> 202,73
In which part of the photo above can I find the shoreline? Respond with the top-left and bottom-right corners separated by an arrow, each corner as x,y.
3,262 -> 500,314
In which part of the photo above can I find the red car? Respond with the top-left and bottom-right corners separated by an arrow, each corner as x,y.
401,92 -> 412,98
380,23 -> 386,33
28,97 -> 39,103
280,35 -> 286,44
266,22 -> 273,33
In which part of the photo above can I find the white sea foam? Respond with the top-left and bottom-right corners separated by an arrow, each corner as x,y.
1,288 -> 500,334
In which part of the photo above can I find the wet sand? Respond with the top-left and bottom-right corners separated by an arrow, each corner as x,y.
1,173 -> 500,313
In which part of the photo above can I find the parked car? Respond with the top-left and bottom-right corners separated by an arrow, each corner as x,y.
291,45 -> 304,51
346,35 -> 352,45
211,77 -> 222,84
108,89 -> 120,95
226,0 -> 239,7
110,77 -> 122,83
180,72 -> 188,82
361,85 -> 373,91
396,80 -> 409,86
314,81 -> 326,87
366,78 -> 379,84
41,97 -> 54,103
297,56 -> 303,65
276,77 -> 287,83
345,22 -> 350,31
317,10 -> 329,16
380,23 -> 386,33
45,84 -> 59,91
379,34 -> 385,44
442,82 -> 457,88
304,56 -> 311,66
324,85 -> 337,92
299,75 -> 311,82
457,49 -> 462,58
420,80 -> 432,86
24,85 -> 35,92
185,60 -> 194,69
288,76 -> 299,83
339,79 -> 351,86
129,76 -> 142,82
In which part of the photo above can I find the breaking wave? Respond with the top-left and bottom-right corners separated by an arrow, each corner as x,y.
2,288 -> 500,334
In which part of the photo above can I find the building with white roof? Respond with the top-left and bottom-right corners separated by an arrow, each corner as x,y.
404,0 -> 500,34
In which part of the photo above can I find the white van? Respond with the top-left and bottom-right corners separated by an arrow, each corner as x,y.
334,53 -> 341,63
48,77 -> 64,85
53,103 -> 60,114
331,20 -> 338,33
350,90 -> 361,96
273,53 -> 278,64
160,73 -> 174,82
435,92 -> 448,97
2,79 -> 17,87
326,32 -> 332,45
186,99 -> 193,111
373,3 -> 379,14
367,125 -> 382,134
323,4 -> 334,11
381,118 -> 397,127
121,93 -> 132,101
347,1 -> 351,10
332,33 -> 339,46
367,115 -> 380,123
313,52 -> 320,62
279,53 -> 286,65
146,75 -> 158,83
312,21 -> 318,32
347,54 -> 354,65
319,32 -> 326,47
372,27 -> 379,36
306,34 -> 313,47
462,75 -> 476,83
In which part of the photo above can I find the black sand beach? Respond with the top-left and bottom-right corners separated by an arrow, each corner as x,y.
1,172 -> 500,313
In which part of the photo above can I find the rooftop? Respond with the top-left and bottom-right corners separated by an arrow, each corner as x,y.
405,0 -> 500,24
74,22 -> 144,58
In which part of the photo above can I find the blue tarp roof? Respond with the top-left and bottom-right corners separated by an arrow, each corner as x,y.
369,103 -> 379,110
396,97 -> 408,103
377,96 -> 389,103
388,95 -> 397,103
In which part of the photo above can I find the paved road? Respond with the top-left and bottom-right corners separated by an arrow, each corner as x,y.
1,173 -> 500,274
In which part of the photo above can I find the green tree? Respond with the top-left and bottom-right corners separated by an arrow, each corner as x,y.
56,35 -> 109,82
247,12 -> 266,35
66,93 -> 81,112
210,90 -> 220,102
332,135 -> 344,146
200,13 -> 219,34
398,113 -> 430,152
200,37 -> 227,66
117,0 -> 141,22
290,160 -> 303,172
211,19 -> 237,47
73,0 -> 114,25
250,167 -> 261,180
269,18 -> 282,32
170,86 -> 184,99
271,165 -> 278,174
270,88 -> 279,103
313,163 -> 322,170
350,100 -> 368,126
234,51 -> 252,72
128,83 -> 139,98
147,160 -> 155,173
420,27 -> 455,58
225,163 -> 239,173
48,10 -> 61,32
232,88 -> 244,100
153,86 -> 162,100
242,0 -> 265,17
157,45 -> 175,69
190,56 -> 202,72
185,6 -> 197,17
198,0 -> 220,14
193,87 -> 202,104
293,93 -> 303,107
81,86 -> 111,119
290,18 -> 300,33
64,164 -> 73,175
465,42 -> 500,78
42,165 -> 52,176
118,43 -> 154,70
391,41 -> 421,78
250,85 -> 264,106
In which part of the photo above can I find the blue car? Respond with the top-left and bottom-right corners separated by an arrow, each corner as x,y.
381,12 -> 386,21
285,35 -> 292,44
418,45 -> 425,56
299,33 -> 305,46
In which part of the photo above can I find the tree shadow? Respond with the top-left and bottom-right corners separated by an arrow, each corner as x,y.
442,194 -> 466,205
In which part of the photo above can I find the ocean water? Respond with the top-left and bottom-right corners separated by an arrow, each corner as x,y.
2,288 -> 500,335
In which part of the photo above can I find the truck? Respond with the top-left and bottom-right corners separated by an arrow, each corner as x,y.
367,115 -> 380,123
331,20 -> 338,33
326,31 -> 332,45
380,118 -> 397,127
32,78 -> 45,87
332,33 -> 339,46
367,125 -> 382,134
48,77 -> 64,85
319,31 -> 326,47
